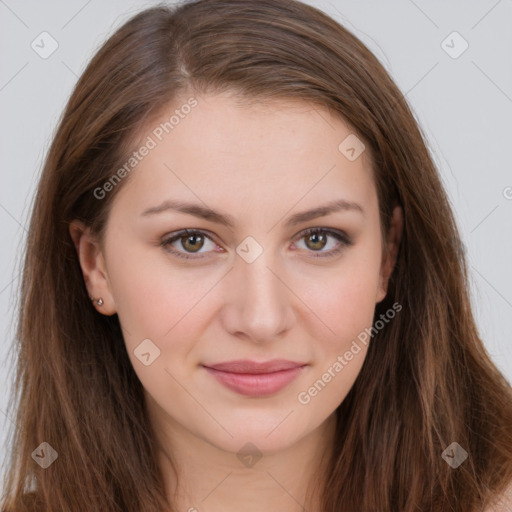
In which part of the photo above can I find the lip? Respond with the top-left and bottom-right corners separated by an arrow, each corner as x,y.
202,359 -> 308,397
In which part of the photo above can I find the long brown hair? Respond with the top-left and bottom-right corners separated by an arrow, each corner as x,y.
2,1 -> 512,510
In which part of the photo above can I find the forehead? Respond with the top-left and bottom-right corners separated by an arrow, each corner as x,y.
111,92 -> 377,223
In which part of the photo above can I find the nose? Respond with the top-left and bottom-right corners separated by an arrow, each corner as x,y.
220,248 -> 296,345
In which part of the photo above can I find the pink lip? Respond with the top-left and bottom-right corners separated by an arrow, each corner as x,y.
202,359 -> 307,397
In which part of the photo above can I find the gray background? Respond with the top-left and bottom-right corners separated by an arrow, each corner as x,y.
1,0 -> 511,484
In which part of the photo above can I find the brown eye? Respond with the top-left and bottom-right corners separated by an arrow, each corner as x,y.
295,228 -> 352,258
180,232 -> 204,253
304,231 -> 328,251
161,229 -> 218,260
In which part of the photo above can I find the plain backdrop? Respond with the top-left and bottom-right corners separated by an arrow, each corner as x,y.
1,0 -> 511,484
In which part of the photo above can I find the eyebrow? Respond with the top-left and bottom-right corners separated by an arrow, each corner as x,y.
140,198 -> 364,229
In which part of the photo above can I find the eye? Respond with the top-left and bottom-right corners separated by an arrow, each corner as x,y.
161,229 -> 219,260
161,227 -> 352,261
293,227 -> 351,258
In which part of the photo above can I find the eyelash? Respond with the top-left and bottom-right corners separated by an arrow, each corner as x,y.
160,227 -> 352,261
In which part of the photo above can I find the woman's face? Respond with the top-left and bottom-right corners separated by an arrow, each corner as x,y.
86,91 -> 397,454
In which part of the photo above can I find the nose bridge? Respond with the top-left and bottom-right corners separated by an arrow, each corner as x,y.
223,239 -> 295,342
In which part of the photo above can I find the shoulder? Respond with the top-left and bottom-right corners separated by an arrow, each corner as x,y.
484,481 -> 512,512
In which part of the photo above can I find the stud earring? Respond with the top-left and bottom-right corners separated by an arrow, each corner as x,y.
90,296 -> 104,306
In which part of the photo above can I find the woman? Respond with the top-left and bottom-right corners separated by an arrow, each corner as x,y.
2,0 -> 512,510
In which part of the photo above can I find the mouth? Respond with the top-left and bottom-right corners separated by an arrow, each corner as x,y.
201,359 -> 308,397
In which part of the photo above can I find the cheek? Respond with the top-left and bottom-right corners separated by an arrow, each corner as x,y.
301,252 -> 382,351
295,264 -> 378,414
106,251 -> 208,402
106,254 -> 172,338
105,240 -> 219,362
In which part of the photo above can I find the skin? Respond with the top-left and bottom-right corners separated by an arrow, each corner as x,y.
70,91 -> 403,511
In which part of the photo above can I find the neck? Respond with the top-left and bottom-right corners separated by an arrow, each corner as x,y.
153,410 -> 337,512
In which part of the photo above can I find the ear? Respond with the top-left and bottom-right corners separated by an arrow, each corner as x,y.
69,220 -> 117,316
376,204 -> 403,304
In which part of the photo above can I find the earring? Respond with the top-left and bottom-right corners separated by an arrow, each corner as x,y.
90,296 -> 104,306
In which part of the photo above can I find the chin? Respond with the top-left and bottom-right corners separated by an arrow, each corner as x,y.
205,413 -> 311,455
